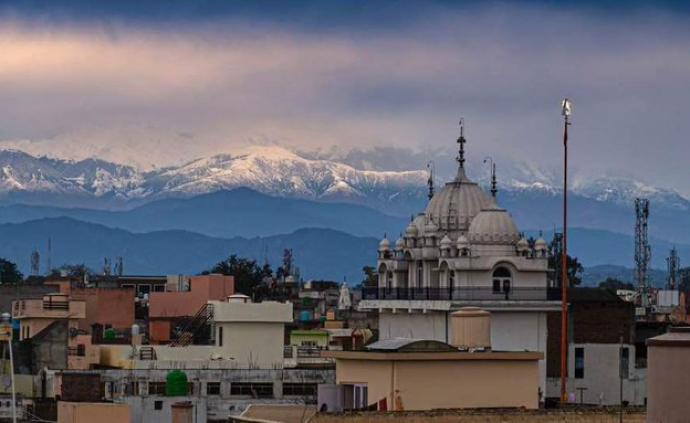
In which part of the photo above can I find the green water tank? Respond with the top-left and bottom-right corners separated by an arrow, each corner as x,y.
165,370 -> 188,396
103,328 -> 116,340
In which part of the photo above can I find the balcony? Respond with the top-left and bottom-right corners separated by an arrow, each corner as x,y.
361,287 -> 561,302
12,296 -> 86,320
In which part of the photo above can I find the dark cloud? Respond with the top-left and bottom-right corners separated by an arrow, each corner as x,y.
0,2 -> 688,195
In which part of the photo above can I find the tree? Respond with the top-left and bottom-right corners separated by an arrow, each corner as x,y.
0,258 -> 23,284
361,265 -> 377,287
205,254 -> 272,296
548,254 -> 584,287
598,278 -> 634,291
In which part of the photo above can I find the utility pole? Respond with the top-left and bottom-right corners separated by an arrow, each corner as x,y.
560,98 -> 572,405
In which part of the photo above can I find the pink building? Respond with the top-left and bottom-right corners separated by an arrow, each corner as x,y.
148,274 -> 234,344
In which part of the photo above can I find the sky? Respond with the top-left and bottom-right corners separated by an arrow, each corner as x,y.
0,1 -> 689,194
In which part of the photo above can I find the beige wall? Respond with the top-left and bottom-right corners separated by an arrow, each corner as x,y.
58,401 -> 130,423
311,410 -> 645,423
647,344 -> 690,423
217,321 -> 286,369
335,358 -> 539,411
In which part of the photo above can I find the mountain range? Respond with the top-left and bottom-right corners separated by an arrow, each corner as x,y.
0,144 -> 688,282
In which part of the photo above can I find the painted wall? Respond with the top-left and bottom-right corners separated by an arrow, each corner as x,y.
70,288 -> 135,331
217,321 -> 286,369
335,357 -> 540,410
57,401 -> 131,423
378,312 -> 447,342
647,344 -> 690,422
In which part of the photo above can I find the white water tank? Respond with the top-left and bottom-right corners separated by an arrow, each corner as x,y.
450,307 -> 491,350
131,324 -> 140,337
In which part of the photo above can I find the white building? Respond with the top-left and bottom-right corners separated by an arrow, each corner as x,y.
359,126 -> 560,392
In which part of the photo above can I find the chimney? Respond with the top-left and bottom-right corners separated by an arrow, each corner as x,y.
450,307 -> 491,351
171,401 -> 194,423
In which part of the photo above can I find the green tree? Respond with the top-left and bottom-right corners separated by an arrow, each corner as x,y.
548,254 -> 584,287
598,277 -> 634,291
361,265 -> 377,287
205,255 -> 272,296
0,258 -> 23,284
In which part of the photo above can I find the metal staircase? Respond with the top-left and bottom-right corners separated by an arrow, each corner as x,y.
169,303 -> 215,347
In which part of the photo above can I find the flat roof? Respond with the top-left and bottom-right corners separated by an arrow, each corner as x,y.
322,350 -> 543,361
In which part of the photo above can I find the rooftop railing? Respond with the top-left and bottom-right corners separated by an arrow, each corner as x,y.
361,286 -> 561,302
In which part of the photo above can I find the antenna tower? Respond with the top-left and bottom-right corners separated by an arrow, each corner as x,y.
30,250 -> 40,276
634,198 -> 651,307
666,247 -> 680,290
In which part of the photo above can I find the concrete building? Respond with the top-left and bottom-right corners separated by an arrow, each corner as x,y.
12,294 -> 85,341
359,129 -> 559,392
545,288 -> 645,406
210,294 -> 292,369
149,274 -> 234,344
320,308 -> 541,411
646,326 -> 690,423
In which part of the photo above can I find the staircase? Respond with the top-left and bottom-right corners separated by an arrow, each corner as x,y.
169,303 -> 215,347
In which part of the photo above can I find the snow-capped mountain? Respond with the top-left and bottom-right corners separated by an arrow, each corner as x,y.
0,145 -> 687,215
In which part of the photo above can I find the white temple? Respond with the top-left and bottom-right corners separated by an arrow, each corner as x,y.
359,123 -> 559,392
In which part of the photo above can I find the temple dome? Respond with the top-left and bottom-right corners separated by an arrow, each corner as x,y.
468,201 -> 520,245
425,168 -> 492,232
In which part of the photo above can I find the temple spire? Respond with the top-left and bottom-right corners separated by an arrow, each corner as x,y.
427,161 -> 435,201
490,162 -> 497,198
456,118 -> 466,168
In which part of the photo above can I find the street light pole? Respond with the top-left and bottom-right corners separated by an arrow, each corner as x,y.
560,98 -> 572,405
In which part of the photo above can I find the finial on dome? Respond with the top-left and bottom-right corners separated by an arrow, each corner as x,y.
456,118 -> 466,169
427,161 -> 435,201
483,156 -> 497,198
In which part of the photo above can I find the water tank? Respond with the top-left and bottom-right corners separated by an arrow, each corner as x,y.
131,324 -> 140,337
103,328 -> 116,341
227,294 -> 250,303
165,370 -> 189,396
450,307 -> 491,350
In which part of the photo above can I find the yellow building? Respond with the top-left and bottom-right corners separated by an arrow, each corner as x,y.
321,307 -> 542,411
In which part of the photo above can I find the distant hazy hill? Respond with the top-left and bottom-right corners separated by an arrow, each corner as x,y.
0,188 -> 406,239
0,146 -> 689,244
581,264 -> 668,287
0,217 -> 377,284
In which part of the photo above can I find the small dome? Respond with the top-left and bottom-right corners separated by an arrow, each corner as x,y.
517,237 -> 530,252
424,219 -> 439,234
468,202 -> 520,245
535,237 -> 548,251
405,221 -> 418,237
395,237 -> 405,250
440,235 -> 452,250
378,236 -> 390,251
457,234 -> 469,249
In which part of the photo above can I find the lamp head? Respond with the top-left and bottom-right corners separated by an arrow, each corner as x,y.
561,98 -> 572,117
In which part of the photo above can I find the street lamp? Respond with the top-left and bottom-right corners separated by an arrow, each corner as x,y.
0,312 -> 16,423
560,98 -> 572,405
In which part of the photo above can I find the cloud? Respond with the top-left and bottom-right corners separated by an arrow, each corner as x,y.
0,3 -> 689,195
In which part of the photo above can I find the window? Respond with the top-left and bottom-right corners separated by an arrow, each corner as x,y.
153,284 -> 166,292
149,382 -> 166,395
217,327 -> 223,347
283,383 -> 317,397
417,264 -> 423,286
492,267 -> 512,295
574,347 -> 585,379
154,400 -> 163,411
207,382 -> 221,396
230,382 -> 274,398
